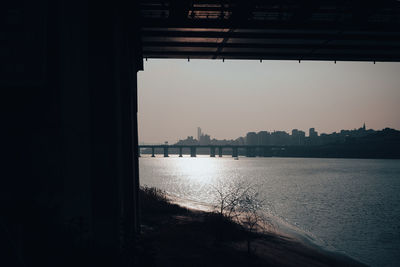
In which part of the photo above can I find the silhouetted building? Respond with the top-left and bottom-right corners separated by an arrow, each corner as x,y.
199,134 -> 211,145
320,132 -> 342,145
271,131 -> 290,145
309,128 -> 317,137
291,129 -> 305,145
309,128 -> 319,145
246,132 -> 258,145
197,127 -> 202,141
176,136 -> 197,145
258,131 -> 271,145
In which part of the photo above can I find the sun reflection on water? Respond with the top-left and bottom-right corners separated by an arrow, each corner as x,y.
139,155 -> 246,206
170,156 -> 224,185
140,157 -> 400,267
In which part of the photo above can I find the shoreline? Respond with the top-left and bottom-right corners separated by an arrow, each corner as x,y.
140,154 -> 400,160
166,194 -> 367,267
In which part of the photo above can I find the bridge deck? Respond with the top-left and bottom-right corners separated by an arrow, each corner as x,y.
140,0 -> 400,62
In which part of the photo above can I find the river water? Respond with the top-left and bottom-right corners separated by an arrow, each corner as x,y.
139,156 -> 400,266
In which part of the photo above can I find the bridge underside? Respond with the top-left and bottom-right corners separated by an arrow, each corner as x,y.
141,0 -> 400,61
3,1 -> 400,267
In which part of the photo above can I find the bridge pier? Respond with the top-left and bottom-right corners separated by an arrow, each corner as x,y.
190,146 -> 197,157
140,145 -> 275,158
246,147 -> 256,157
232,147 -> 238,157
210,146 -> 216,157
261,147 -> 270,157
251,147 -> 256,157
218,147 -> 223,157
260,147 -> 264,157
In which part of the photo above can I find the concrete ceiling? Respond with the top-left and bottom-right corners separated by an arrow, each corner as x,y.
140,0 -> 400,61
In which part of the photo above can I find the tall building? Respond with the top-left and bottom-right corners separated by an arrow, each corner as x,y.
199,134 -> 211,145
197,127 -> 202,141
271,131 -> 290,145
309,128 -> 319,145
309,128 -> 317,137
291,129 -> 305,145
257,131 -> 271,145
246,132 -> 258,145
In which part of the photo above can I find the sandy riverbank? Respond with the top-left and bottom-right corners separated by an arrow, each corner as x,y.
135,187 -> 367,266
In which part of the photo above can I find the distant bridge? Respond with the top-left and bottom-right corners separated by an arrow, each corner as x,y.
138,145 -> 286,157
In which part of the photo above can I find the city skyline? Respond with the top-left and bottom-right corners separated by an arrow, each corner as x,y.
139,123 -> 396,145
138,59 -> 400,144
140,124 -> 400,158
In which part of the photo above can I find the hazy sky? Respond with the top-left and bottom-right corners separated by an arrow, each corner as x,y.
138,60 -> 400,144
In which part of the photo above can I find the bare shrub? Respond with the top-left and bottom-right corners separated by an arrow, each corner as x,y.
211,181 -> 274,254
211,181 -> 252,220
236,187 -> 274,254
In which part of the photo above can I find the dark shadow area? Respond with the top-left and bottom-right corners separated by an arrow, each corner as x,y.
2,1 -> 141,266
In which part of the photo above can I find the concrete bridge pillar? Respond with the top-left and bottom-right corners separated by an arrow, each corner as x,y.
163,146 -> 169,157
261,147 -> 270,157
210,146 -> 216,157
190,146 -> 197,157
246,147 -> 256,157
260,147 -> 264,157
218,147 -> 223,157
250,147 -> 256,157
151,147 -> 155,157
232,147 -> 238,157
179,147 -> 183,157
